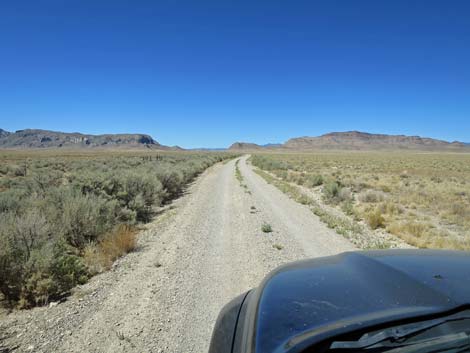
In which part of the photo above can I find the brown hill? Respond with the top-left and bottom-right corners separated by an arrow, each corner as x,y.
284,131 -> 468,151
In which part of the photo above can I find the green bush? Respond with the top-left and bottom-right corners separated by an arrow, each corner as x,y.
261,223 -> 273,233
53,190 -> 118,248
0,210 -> 54,306
0,189 -> 27,213
251,155 -> 290,171
49,241 -> 89,294
114,172 -> 165,221
322,181 -> 342,203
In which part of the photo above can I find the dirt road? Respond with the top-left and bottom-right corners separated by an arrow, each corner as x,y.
0,156 -> 354,353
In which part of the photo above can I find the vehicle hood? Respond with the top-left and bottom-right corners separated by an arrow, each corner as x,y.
248,250 -> 470,353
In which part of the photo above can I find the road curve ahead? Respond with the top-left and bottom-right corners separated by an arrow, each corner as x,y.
0,155 -> 354,353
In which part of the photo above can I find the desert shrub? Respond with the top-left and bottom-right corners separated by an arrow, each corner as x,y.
9,164 -> 27,177
323,181 -> 351,204
28,170 -> 63,195
16,244 -> 54,308
387,221 -> 444,248
275,170 -> 288,180
401,221 -> 429,238
0,164 -> 8,175
19,272 -> 56,308
53,190 -> 118,248
350,179 -> 371,192
322,181 -> 341,202
1,209 -> 50,261
448,203 -> 469,218
0,225 -> 24,303
298,194 -> 313,205
84,225 -> 137,274
287,173 -> 305,185
0,188 -> 28,213
154,168 -> 183,200
366,208 -> 385,229
261,223 -> 273,233
379,201 -> 404,215
0,212 -> 88,307
0,152 -> 233,307
115,172 -> 165,221
0,210 -> 50,304
379,184 -> 391,193
251,155 -> 290,171
19,241 -> 88,308
358,189 -> 386,203
305,174 -> 324,188
49,241 -> 89,294
338,188 -> 353,202
341,199 -> 355,216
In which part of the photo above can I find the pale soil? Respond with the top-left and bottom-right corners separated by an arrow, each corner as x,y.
0,156 -> 355,353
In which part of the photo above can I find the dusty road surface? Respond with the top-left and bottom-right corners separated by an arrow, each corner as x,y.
0,156 -> 355,353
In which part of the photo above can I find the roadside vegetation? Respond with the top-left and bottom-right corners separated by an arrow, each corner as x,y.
251,152 -> 470,250
253,168 -> 390,248
261,223 -> 273,233
235,159 -> 251,194
0,150 -> 234,308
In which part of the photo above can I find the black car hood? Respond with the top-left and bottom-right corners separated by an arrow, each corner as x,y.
247,250 -> 470,353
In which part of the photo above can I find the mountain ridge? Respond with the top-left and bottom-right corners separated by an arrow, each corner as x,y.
0,128 -> 174,150
284,131 -> 468,150
1,128 -> 468,151
229,131 -> 470,151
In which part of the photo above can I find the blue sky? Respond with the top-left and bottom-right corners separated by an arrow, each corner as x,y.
0,0 -> 469,148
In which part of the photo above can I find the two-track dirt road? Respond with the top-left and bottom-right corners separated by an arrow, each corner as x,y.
0,156 -> 355,353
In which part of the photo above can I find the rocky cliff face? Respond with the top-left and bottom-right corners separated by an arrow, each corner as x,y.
0,129 -> 168,149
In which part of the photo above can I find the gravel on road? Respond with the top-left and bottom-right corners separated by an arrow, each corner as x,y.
0,156 -> 355,353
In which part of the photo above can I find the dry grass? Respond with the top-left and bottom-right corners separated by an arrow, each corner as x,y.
366,207 -> 385,229
252,152 -> 470,250
84,225 -> 138,274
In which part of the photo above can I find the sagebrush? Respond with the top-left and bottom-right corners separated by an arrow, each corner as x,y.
0,150 -> 234,307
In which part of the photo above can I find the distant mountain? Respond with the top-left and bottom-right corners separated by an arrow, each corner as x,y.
0,128 -> 174,150
261,143 -> 283,148
227,131 -> 470,152
191,148 -> 227,151
228,142 -> 284,151
228,142 -> 264,151
284,131 -> 469,151
0,129 -> 10,138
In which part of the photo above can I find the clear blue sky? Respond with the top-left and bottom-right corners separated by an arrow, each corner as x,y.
1,1 -> 469,148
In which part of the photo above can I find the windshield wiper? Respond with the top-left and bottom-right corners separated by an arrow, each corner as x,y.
385,332 -> 470,353
330,314 -> 470,350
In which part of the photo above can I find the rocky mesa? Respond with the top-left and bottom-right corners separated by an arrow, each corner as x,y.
0,129 -> 172,149
284,131 -> 468,151
229,131 -> 469,152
